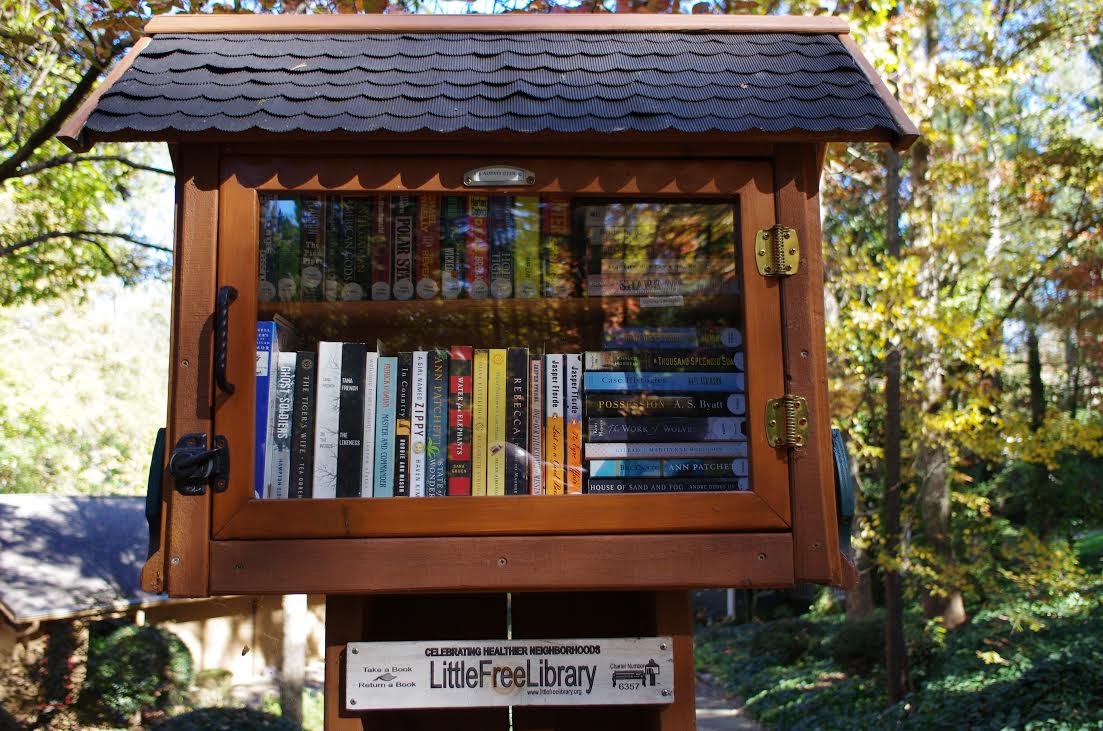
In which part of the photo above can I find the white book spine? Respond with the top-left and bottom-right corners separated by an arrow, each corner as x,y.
360,351 -> 379,497
529,358 -> 544,495
583,441 -> 749,460
312,341 -> 342,498
409,351 -> 429,497
262,332 -> 285,498
270,352 -> 297,499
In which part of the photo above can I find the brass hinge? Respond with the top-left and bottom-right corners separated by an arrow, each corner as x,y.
765,395 -> 810,448
755,225 -> 800,277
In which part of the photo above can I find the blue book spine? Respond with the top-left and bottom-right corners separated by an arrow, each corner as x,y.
425,349 -> 450,496
588,459 -> 662,478
583,371 -> 745,393
373,357 -> 398,497
255,322 -> 276,498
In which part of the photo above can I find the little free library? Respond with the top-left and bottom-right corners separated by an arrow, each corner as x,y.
60,12 -> 916,730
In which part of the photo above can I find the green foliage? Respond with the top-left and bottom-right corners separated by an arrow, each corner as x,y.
151,707 -> 304,731
80,623 -> 194,726
1078,532 -> 1103,569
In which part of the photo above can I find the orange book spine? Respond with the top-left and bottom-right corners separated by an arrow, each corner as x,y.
565,353 -> 583,494
544,354 -> 565,495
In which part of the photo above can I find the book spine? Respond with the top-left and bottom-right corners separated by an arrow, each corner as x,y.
584,350 -> 742,372
312,341 -> 343,499
360,352 -> 378,496
336,343 -> 367,498
544,354 -> 565,495
529,358 -> 544,495
489,195 -> 514,299
513,196 -> 541,298
274,196 -> 301,302
663,458 -> 749,478
584,393 -> 746,418
391,195 -> 416,300
270,352 -> 296,498
425,349 -> 449,496
587,459 -> 663,478
602,326 -> 743,350
504,347 -> 530,495
586,273 -> 723,297
410,351 -> 428,497
587,416 -> 745,442
471,349 -> 489,496
373,357 -> 397,497
447,346 -> 473,496
565,354 -> 584,494
254,322 -> 275,498
300,195 -> 324,302
323,196 -> 343,302
371,193 -> 391,300
440,195 -> 465,300
340,197 -> 365,301
584,441 -> 749,460
583,371 -> 745,393
466,195 -> 490,299
541,196 -> 574,297
261,324 -> 287,499
393,352 -> 413,497
257,194 -> 278,302
586,478 -> 749,494
289,351 -> 316,499
415,194 -> 441,299
486,349 -> 507,495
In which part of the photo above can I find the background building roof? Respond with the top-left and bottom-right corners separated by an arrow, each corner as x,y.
60,15 -> 918,151
0,495 -> 166,624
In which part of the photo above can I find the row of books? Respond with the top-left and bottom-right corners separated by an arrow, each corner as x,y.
257,195 -> 740,303
256,322 -> 751,498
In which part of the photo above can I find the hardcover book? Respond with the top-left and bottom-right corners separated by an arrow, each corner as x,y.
664,458 -> 749,478
447,346 -> 474,496
466,195 -> 490,299
360,351 -> 379,496
312,341 -> 343,499
472,349 -> 489,496
299,195 -> 324,302
514,196 -> 541,298
256,320 -> 293,498
393,352 -> 413,497
410,351 -> 428,497
415,194 -> 441,299
336,342 -> 368,498
373,356 -> 397,497
603,326 -> 743,350
344,197 -> 369,301
257,193 -> 278,302
586,417 -> 745,443
273,196 -> 301,302
371,193 -> 391,300
323,197 -> 343,301
585,478 -> 749,494
392,196 -> 416,300
587,459 -> 663,478
565,354 -> 583,494
582,371 -> 745,393
584,393 -> 746,418
267,351 -> 296,499
584,441 -> 748,460
529,358 -> 544,495
489,196 -> 514,299
425,349 -> 450,496
289,351 -> 316,499
486,349 -> 507,495
504,347 -> 530,495
584,350 -> 742,372
440,196 -> 465,300
544,354 -> 565,495
541,196 -> 574,297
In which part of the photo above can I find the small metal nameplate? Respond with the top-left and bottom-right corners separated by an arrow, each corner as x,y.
464,165 -> 536,187
345,637 -> 674,710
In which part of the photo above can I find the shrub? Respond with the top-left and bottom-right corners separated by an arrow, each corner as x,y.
748,618 -> 822,664
79,623 -> 194,725
151,707 -> 304,731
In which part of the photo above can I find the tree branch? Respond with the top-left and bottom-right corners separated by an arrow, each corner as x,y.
13,153 -> 173,178
0,230 -> 172,258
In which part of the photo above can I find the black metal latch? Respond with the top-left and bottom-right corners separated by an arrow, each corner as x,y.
168,433 -> 230,496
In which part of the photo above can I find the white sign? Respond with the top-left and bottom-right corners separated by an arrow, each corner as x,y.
345,637 -> 674,710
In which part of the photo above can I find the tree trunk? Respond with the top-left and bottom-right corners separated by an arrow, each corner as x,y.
280,594 -> 308,725
1027,320 -> 1045,430
846,539 -> 875,619
918,439 -> 966,629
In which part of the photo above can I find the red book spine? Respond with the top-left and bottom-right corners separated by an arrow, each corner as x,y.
447,345 -> 474,495
465,196 -> 489,299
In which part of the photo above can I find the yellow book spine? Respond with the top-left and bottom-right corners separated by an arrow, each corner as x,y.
487,349 -> 507,496
544,354 -> 565,495
513,196 -> 541,299
565,353 -> 583,494
471,349 -> 489,496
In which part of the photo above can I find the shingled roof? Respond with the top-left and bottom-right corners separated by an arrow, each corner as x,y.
59,14 -> 917,151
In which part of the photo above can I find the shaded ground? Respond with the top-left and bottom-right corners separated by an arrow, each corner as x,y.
695,673 -> 764,731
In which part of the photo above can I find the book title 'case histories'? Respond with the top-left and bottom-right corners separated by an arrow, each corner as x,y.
60,12 -> 916,730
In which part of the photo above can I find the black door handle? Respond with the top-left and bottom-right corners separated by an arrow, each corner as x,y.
215,285 -> 237,395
